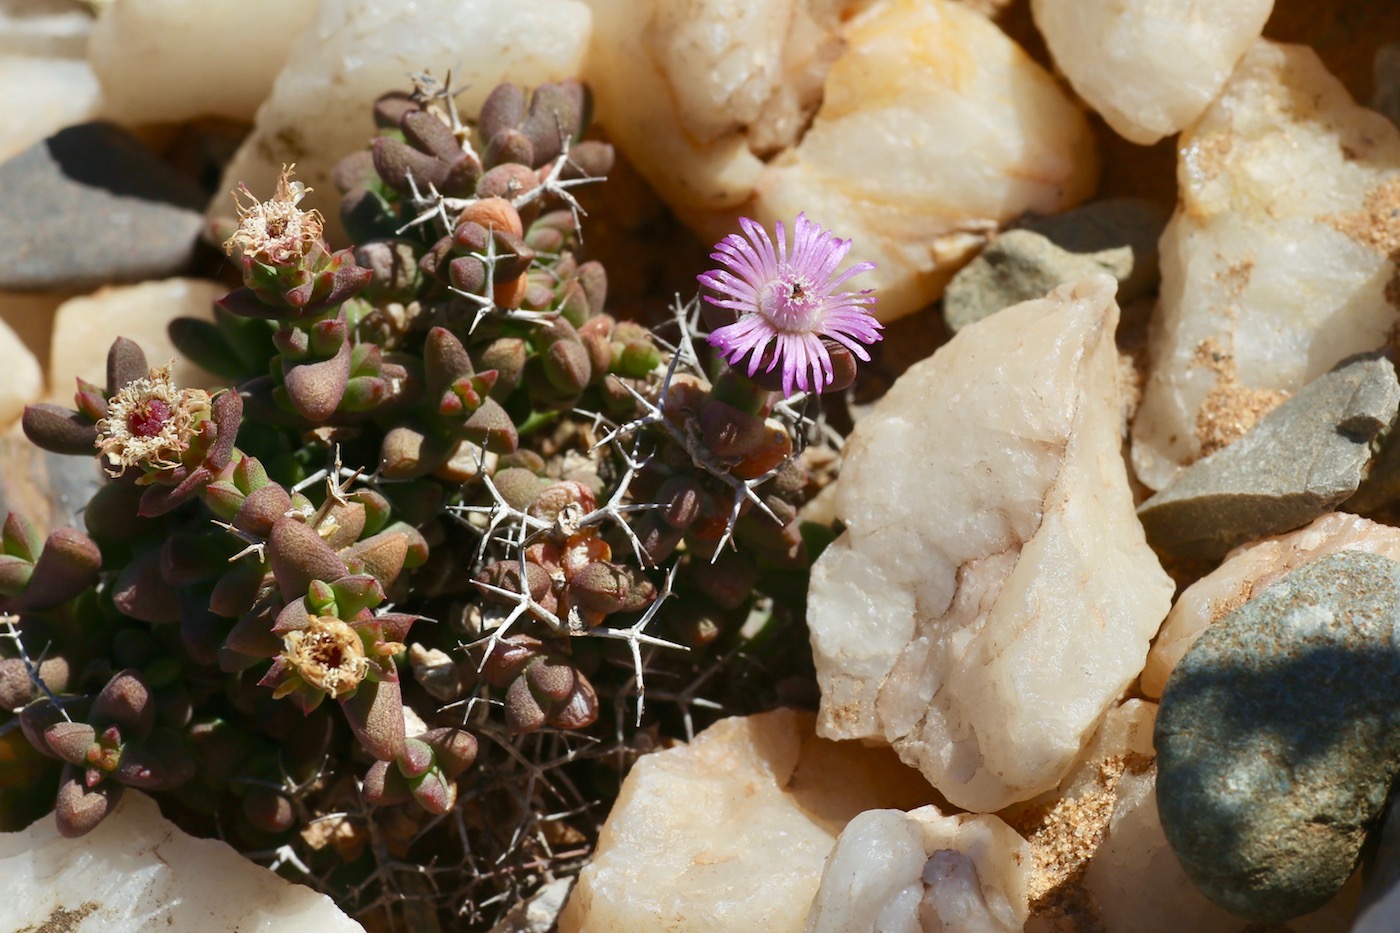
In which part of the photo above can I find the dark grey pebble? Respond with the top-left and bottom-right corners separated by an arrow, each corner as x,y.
1137,354 -> 1400,561
1156,550 -> 1400,922
0,122 -> 208,291
943,198 -> 1168,332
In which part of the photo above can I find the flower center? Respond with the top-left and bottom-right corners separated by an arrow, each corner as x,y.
283,617 -> 370,697
127,398 -> 173,438
759,276 -> 819,332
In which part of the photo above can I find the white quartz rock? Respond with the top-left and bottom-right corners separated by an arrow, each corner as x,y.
1077,768 -> 1242,932
0,0 -> 102,163
0,313 -> 42,428
808,274 -> 1173,813
558,708 -> 933,933
1141,512 -> 1400,698
211,0 -> 592,245
1008,699 -> 1239,932
89,0 -> 319,124
0,0 -> 93,57
805,806 -> 1031,933
0,289 -> 67,384
1009,700 -> 1256,930
1030,0 -> 1273,145
583,0 -> 1096,322
0,57 -> 101,163
0,790 -> 364,932
48,278 -> 224,399
1131,42 -> 1400,491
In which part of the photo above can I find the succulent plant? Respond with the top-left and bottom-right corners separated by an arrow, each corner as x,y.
5,70 -> 877,927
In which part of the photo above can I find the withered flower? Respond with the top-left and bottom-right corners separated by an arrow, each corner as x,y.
277,616 -> 375,700
94,363 -> 210,477
223,164 -> 325,267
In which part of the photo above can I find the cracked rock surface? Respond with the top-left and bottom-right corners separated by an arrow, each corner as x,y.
808,274 -> 1172,813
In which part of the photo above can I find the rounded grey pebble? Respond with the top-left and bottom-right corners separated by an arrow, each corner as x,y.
1155,549 -> 1400,923
0,123 -> 207,291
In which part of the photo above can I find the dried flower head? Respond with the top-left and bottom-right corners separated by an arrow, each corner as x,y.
94,363 -> 210,476
698,213 -> 880,397
277,616 -> 372,700
223,164 -> 325,266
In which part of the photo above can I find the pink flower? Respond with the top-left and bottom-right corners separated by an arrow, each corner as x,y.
698,213 -> 880,397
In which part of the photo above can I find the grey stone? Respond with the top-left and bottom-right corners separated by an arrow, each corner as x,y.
1022,197 -> 1169,298
943,198 -> 1169,332
1345,410 -> 1400,514
0,122 -> 208,290
1137,354 -> 1400,561
1155,550 -> 1400,923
